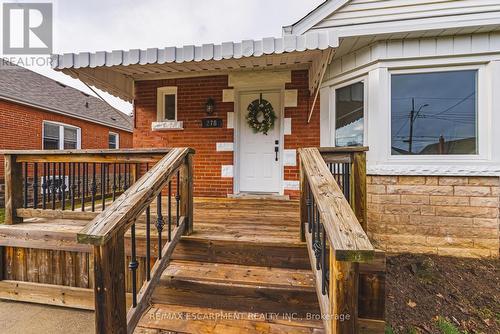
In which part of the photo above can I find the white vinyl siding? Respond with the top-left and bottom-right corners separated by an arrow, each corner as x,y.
312,0 -> 500,30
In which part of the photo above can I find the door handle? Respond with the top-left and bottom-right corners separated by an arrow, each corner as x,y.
275,146 -> 279,161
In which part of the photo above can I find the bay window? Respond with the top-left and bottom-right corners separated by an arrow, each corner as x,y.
391,70 -> 478,155
335,81 -> 365,147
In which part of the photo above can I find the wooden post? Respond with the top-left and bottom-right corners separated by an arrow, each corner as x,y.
299,158 -> 307,242
330,248 -> 359,334
4,154 -> 23,224
93,235 -> 127,334
351,152 -> 367,232
180,153 -> 194,235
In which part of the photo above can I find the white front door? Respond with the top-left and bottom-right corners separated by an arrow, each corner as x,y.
238,91 -> 281,193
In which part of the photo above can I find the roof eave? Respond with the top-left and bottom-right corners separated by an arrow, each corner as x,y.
0,94 -> 133,133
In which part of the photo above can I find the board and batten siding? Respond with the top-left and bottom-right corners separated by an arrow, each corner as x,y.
323,32 -> 500,83
312,0 -> 500,30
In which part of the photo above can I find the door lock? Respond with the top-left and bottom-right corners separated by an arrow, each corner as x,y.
274,141 -> 279,161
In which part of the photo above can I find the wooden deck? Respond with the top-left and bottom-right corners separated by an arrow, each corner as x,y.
0,198 -> 384,334
0,197 -> 328,333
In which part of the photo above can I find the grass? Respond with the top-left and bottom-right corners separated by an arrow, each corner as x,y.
437,317 -> 468,334
0,208 -> 4,224
385,319 -> 467,334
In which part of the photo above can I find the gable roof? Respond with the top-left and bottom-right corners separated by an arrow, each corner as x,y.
282,0 -> 349,36
0,63 -> 133,132
284,0 -> 500,37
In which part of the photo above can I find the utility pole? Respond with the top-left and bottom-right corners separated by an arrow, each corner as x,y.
406,98 -> 429,154
408,98 -> 415,154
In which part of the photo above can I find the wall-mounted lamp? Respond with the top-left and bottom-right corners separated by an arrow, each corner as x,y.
205,97 -> 216,116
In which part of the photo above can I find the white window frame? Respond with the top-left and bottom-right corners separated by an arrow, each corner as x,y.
108,131 -> 119,149
157,86 -> 178,121
42,121 -> 81,150
387,65 -> 486,163
330,77 -> 368,147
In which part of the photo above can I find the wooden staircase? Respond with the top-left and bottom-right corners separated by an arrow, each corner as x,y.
135,198 -> 325,333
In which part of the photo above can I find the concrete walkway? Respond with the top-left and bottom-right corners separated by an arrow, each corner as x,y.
0,300 -> 94,334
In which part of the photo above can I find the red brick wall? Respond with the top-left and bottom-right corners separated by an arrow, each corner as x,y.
133,70 -> 319,198
0,99 -> 133,205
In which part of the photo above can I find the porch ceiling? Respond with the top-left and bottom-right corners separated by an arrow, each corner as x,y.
52,31 -> 339,102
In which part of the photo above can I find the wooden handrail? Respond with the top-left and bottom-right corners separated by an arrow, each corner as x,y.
78,148 -> 193,245
299,148 -> 373,261
76,147 -> 195,334
299,147 -> 374,334
1,148 -> 171,164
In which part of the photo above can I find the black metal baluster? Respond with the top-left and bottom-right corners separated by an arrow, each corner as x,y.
322,224 -> 328,295
112,163 -> 117,201
118,164 -> 122,192
70,163 -> 75,210
51,162 -> 56,210
156,193 -> 164,259
123,164 -> 129,190
91,163 -> 96,212
33,162 -> 38,209
101,163 -> 106,210
129,223 -> 139,307
61,163 -> 66,210
314,207 -> 321,270
81,163 -> 86,212
58,163 -> 63,204
106,164 -> 110,198
23,162 -> 28,208
146,205 -> 151,281
168,181 -> 172,242
176,171 -> 180,227
307,185 -> 312,233
42,163 -> 47,209
77,163 -> 81,200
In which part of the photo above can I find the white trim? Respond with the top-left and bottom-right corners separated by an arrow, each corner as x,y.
0,95 -> 132,133
387,65 -> 484,161
108,131 -> 119,149
42,120 -> 82,150
157,86 -> 178,121
368,164 -> 500,177
283,0 -> 350,36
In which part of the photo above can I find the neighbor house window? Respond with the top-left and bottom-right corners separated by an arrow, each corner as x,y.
157,87 -> 177,121
108,132 -> 119,149
391,70 -> 477,155
43,121 -> 81,150
335,81 -> 364,147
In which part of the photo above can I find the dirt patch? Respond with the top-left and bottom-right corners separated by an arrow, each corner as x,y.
386,253 -> 499,334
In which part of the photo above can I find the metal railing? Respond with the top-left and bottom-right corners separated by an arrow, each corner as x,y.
299,147 -> 374,334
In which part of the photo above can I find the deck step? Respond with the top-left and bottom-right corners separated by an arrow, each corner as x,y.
151,261 -> 320,316
172,237 -> 311,270
135,304 -> 325,334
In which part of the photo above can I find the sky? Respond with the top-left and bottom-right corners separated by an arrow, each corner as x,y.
1,0 -> 324,115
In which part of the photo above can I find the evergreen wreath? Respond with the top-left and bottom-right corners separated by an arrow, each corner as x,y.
246,94 -> 276,135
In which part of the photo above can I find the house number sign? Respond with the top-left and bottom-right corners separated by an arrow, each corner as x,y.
201,118 -> 223,128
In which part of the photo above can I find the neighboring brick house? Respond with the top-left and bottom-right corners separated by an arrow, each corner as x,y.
53,1 -> 499,258
0,63 -> 133,206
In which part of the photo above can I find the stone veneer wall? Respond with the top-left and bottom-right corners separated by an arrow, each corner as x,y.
367,175 -> 499,258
